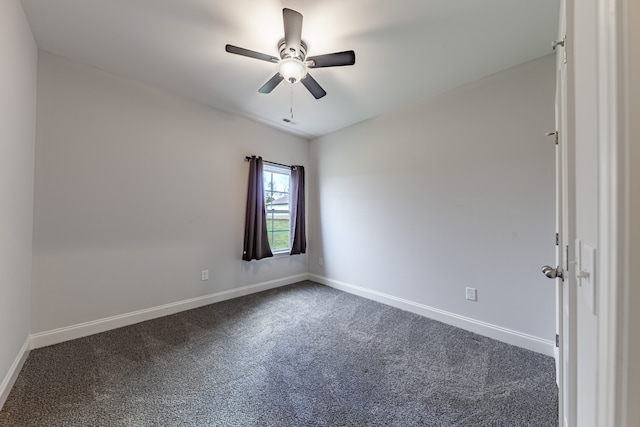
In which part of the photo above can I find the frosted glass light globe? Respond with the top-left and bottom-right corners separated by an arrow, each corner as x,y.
279,59 -> 307,84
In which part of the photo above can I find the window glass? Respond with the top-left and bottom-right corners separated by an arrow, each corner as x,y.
263,165 -> 291,252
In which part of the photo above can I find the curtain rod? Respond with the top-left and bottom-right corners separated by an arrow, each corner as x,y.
244,156 -> 291,169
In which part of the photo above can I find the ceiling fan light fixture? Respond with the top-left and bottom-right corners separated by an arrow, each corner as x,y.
279,58 -> 307,84
225,8 -> 354,99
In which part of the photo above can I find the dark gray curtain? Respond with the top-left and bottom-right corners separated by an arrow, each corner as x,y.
243,156 -> 273,261
289,165 -> 306,255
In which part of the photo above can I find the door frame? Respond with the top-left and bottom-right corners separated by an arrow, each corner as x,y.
592,0 -> 636,425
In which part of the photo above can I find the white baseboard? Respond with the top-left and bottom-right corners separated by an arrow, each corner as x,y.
25,271 -> 552,355
0,336 -> 30,411
309,274 -> 555,356
30,273 -> 309,349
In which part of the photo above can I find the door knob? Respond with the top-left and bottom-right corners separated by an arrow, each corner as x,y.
542,265 -> 564,280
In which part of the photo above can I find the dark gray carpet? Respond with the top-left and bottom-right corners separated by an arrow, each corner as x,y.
0,281 -> 557,426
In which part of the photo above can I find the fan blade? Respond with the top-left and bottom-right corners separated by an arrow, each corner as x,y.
225,44 -> 279,63
301,73 -> 327,99
259,73 -> 284,94
283,8 -> 303,56
307,51 -> 356,68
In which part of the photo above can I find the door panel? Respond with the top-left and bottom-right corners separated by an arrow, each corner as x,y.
555,0 -> 576,425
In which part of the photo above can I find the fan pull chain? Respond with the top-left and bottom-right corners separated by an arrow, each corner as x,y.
290,84 -> 294,120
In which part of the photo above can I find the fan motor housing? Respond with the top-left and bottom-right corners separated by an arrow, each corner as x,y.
278,38 -> 307,61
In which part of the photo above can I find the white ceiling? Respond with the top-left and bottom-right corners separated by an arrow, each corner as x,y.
21,0 -> 559,139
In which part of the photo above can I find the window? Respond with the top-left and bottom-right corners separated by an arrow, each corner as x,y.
263,164 -> 291,252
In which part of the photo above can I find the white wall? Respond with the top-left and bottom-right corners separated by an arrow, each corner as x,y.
0,0 -> 37,407
309,55 -> 556,351
31,52 -> 309,335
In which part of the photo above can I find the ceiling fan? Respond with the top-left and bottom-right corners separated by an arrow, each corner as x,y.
225,8 -> 356,100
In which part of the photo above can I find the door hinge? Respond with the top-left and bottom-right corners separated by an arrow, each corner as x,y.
552,36 -> 567,64
556,233 -> 559,246
556,334 -> 560,347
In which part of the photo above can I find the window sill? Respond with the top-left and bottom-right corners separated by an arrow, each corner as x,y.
272,250 -> 291,257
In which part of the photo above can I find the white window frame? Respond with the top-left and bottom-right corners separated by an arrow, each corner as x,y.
263,163 -> 291,254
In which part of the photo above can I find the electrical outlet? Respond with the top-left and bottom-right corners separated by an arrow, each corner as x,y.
201,270 -> 209,281
466,287 -> 477,302
318,257 -> 324,266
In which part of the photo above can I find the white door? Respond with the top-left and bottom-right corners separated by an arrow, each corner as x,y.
544,50 -> 569,427
547,64 -> 564,417
546,1 -> 576,425
556,9 -> 576,424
